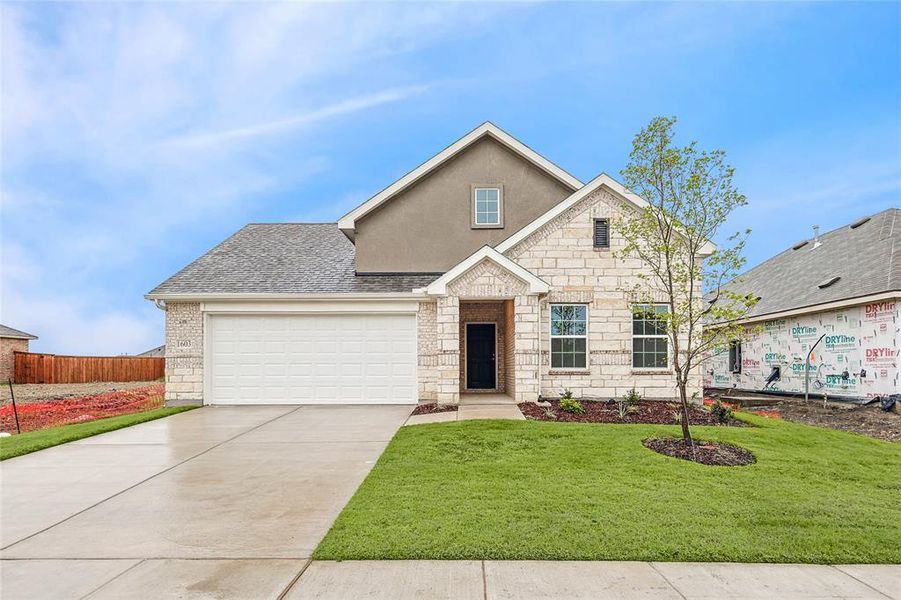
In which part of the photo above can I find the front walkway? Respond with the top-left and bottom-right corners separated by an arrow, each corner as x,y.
0,405 -> 410,599
406,394 -> 525,425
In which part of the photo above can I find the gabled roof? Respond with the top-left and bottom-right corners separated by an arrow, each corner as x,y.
337,122 -> 583,239
712,208 -> 901,319
496,173 -> 717,256
146,224 -> 438,299
418,245 -> 550,296
0,324 -> 37,340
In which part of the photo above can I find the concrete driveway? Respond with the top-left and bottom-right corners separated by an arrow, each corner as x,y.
0,405 -> 410,599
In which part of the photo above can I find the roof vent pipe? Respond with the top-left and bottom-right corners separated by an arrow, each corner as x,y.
812,225 -> 822,249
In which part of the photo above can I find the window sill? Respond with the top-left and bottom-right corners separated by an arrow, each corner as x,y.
592,246 -> 611,252
631,369 -> 672,376
471,224 -> 504,230
549,369 -> 591,375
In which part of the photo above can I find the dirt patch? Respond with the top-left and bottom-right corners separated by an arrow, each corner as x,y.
0,384 -> 165,433
644,437 -> 756,466
706,391 -> 901,442
411,403 -> 459,416
1,381 -> 161,405
519,400 -> 745,426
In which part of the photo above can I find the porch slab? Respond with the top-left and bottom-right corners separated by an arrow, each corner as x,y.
460,393 -> 518,405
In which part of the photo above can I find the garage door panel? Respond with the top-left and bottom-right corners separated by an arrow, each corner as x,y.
209,314 -> 416,405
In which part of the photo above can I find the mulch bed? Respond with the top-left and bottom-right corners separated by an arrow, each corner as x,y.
643,437 -> 756,466
518,400 -> 746,426
411,403 -> 459,416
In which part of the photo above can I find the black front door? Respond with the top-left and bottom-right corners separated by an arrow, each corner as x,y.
466,323 -> 496,389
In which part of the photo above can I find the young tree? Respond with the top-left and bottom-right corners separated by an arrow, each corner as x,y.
618,116 -> 756,443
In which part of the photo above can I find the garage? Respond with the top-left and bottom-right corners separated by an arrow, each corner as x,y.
207,313 -> 417,404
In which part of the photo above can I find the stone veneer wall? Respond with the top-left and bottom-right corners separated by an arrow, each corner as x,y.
0,337 -> 28,381
435,296 -> 460,404
417,301 -> 438,402
506,187 -> 702,402
459,301 -> 507,393
164,302 -> 204,405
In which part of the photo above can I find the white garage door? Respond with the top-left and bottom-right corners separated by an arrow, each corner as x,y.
208,314 -> 416,404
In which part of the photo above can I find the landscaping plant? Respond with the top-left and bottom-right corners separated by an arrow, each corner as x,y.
618,116 -> 757,443
710,400 -> 734,424
559,390 -> 584,414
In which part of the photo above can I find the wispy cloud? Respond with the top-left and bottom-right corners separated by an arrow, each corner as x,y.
163,85 -> 431,148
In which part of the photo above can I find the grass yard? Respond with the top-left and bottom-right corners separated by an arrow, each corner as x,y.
314,415 -> 901,563
0,406 -> 196,460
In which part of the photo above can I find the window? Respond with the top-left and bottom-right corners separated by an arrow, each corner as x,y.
632,304 -> 668,368
473,187 -> 502,227
593,218 -> 610,249
728,340 -> 742,373
551,304 -> 588,369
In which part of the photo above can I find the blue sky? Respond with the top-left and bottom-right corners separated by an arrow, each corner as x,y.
2,2 -> 899,355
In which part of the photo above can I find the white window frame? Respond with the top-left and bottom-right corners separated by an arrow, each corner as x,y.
472,186 -> 503,228
549,303 -> 589,370
632,303 -> 669,370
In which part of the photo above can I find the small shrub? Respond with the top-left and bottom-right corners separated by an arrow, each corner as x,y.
710,400 -> 734,423
560,397 -> 584,414
622,387 -> 642,404
616,400 -> 629,421
543,407 -> 556,420
671,410 -> 682,424
560,388 -> 574,401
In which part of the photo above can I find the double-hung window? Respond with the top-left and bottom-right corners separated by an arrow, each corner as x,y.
550,304 -> 588,369
728,340 -> 742,373
473,187 -> 502,227
632,304 -> 668,368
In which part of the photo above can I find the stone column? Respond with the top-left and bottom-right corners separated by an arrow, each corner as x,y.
435,296 -> 460,404
513,294 -> 541,402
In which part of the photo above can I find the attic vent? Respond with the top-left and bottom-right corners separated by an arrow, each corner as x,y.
792,240 -> 809,250
818,276 -> 841,289
593,218 -> 610,249
849,216 -> 871,229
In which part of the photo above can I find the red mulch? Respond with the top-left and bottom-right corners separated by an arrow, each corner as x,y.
0,384 -> 165,434
643,437 -> 756,466
519,400 -> 746,426
411,403 -> 459,416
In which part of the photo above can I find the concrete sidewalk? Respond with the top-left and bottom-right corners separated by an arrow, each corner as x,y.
279,560 -> 899,600
3,558 -> 896,599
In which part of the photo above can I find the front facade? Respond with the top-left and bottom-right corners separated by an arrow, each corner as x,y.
0,324 -> 38,381
705,209 -> 901,401
150,123 -> 704,406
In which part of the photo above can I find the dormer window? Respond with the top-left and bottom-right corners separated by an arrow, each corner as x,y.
472,187 -> 503,228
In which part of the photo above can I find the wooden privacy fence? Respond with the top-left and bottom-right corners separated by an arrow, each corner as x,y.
13,352 -> 165,384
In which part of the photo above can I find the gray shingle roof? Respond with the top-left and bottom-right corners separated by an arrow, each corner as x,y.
0,324 -> 37,340
148,223 -> 439,296
715,208 -> 901,318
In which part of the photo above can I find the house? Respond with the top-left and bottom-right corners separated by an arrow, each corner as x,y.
0,324 -> 38,381
704,209 -> 900,401
137,344 -> 166,358
147,123 -> 706,406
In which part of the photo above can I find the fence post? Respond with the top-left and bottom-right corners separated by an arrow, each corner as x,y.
7,378 -> 21,434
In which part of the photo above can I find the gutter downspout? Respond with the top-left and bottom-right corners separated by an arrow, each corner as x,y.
153,299 -> 167,311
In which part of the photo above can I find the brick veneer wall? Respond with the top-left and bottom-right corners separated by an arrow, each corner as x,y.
0,338 -> 28,381
459,301 -> 507,393
164,302 -> 204,405
506,187 -> 702,402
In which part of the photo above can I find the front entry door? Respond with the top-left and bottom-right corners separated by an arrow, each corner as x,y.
466,323 -> 496,390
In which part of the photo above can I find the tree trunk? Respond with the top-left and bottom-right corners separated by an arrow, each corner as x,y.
677,380 -> 693,444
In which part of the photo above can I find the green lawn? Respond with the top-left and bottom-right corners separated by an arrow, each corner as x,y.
0,407 -> 197,460
314,415 -> 901,563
